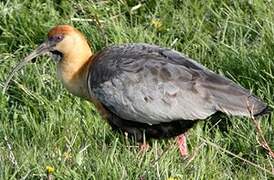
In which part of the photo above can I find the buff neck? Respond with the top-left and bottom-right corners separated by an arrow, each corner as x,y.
56,46 -> 93,100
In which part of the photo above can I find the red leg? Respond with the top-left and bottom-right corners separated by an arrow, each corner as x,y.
177,133 -> 188,157
139,133 -> 149,152
139,143 -> 150,152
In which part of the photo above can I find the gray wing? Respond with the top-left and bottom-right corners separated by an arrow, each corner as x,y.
88,43 -> 267,125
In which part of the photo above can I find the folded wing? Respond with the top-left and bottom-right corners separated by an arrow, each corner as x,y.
88,44 -> 268,125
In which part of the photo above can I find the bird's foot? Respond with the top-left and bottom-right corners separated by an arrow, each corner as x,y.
177,133 -> 188,157
139,143 -> 150,152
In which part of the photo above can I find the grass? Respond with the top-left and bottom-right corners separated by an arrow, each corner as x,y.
0,0 -> 274,179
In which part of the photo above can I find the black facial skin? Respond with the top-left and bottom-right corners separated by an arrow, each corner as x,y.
48,34 -> 64,62
30,35 -> 64,63
50,50 -> 63,62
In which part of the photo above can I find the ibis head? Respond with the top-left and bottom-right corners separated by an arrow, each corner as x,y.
4,25 -> 93,98
47,25 -> 92,63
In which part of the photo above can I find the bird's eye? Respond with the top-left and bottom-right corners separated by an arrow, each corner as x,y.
49,35 -> 64,42
57,35 -> 62,40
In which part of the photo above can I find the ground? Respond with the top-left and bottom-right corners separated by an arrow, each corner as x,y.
0,0 -> 273,179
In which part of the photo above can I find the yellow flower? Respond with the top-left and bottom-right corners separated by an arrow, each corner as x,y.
46,166 -> 54,174
63,151 -> 72,160
151,18 -> 163,30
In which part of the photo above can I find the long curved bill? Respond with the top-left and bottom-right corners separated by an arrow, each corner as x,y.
2,42 -> 52,94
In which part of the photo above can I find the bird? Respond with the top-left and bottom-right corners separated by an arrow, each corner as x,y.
3,25 -> 271,157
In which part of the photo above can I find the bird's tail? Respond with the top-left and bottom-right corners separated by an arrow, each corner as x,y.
213,91 -> 271,118
206,79 -> 271,118
254,105 -> 272,117
198,70 -> 271,119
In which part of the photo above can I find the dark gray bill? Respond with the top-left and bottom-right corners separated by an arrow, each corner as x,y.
2,42 -> 52,94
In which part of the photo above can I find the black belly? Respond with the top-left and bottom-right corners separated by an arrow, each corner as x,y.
107,111 -> 197,142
